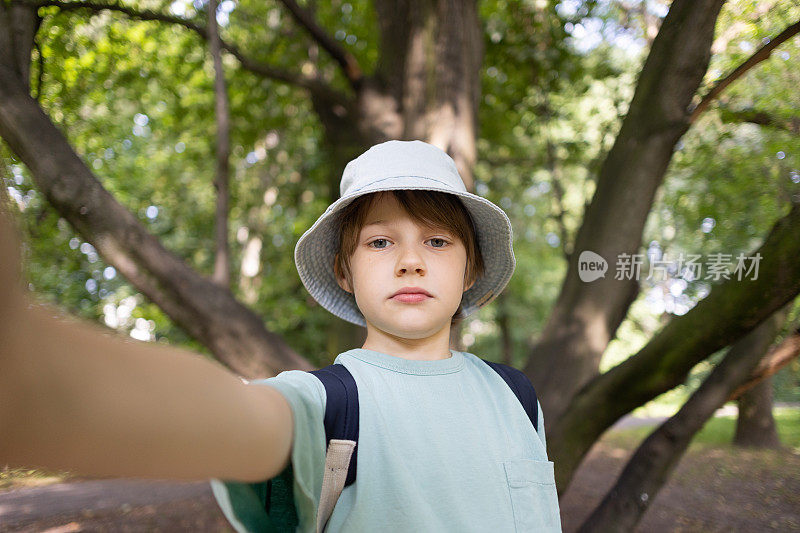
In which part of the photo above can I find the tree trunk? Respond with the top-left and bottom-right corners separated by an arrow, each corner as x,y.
734,376 -> 781,448
577,304 -> 794,532
310,0 -> 485,353
363,0 -> 483,185
550,203 -> 800,493
524,0 -> 726,423
0,1 -> 41,94
208,0 -> 232,289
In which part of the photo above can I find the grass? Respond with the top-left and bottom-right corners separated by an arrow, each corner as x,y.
0,465 -> 77,491
601,406 -> 800,452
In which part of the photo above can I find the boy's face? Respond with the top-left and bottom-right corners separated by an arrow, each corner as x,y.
336,193 -> 475,343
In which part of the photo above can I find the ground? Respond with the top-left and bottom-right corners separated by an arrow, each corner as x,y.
559,438 -> 800,532
2,412 -> 799,532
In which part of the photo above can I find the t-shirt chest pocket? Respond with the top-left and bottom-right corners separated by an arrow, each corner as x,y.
502,459 -> 562,532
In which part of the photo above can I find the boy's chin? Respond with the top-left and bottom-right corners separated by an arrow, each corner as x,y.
368,318 -> 451,340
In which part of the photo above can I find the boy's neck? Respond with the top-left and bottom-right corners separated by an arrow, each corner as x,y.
361,323 -> 453,361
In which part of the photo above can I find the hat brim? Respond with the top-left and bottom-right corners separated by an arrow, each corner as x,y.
294,176 -> 516,327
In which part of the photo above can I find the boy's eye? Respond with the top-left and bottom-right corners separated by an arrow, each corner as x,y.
428,238 -> 449,248
369,238 -> 390,249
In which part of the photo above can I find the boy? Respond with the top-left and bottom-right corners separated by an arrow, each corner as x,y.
0,140 -> 561,531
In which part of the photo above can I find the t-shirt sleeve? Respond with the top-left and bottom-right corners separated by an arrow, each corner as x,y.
249,370 -> 327,528
210,370 -> 326,532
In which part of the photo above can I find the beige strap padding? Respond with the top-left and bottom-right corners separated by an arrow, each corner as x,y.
316,439 -> 356,533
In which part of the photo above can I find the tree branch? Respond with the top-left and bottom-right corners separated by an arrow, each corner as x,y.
728,321 -> 800,401
718,105 -> 800,135
276,0 -> 362,89
690,18 -> 800,123
549,202 -> 800,493
24,0 -> 351,104
31,0 -> 201,32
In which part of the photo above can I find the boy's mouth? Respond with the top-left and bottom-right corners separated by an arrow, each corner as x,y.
389,286 -> 433,303
391,293 -> 432,303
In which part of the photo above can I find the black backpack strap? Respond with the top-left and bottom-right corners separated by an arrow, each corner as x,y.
309,363 -> 360,487
262,462 -> 298,530
481,359 -> 539,433
259,363 -> 359,527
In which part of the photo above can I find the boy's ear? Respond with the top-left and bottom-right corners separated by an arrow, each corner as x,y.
334,253 -> 353,293
337,277 -> 353,294
463,269 -> 476,292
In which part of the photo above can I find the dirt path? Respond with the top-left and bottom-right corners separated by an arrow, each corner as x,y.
0,479 -> 232,532
559,440 -> 800,532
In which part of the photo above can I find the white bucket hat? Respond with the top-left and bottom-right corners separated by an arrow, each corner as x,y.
294,139 -> 516,327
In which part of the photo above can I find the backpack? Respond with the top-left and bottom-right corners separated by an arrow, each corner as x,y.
210,358 -> 539,533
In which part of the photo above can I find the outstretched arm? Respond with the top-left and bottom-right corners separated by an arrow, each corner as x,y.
0,208 -> 293,483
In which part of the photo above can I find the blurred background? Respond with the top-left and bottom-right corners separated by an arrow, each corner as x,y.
1,0 -> 799,531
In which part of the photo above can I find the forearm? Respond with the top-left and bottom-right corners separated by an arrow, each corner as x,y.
0,298 -> 292,482
0,207 -> 292,482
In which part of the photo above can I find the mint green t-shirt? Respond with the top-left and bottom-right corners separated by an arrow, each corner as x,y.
243,348 -> 561,532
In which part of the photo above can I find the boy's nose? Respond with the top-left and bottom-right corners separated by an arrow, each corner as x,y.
395,247 -> 426,276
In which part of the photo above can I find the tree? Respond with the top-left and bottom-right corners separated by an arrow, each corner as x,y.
734,376 -> 781,448
576,302 -> 798,532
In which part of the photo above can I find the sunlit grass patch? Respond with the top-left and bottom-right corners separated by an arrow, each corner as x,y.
0,465 -> 75,491
602,406 -> 800,452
